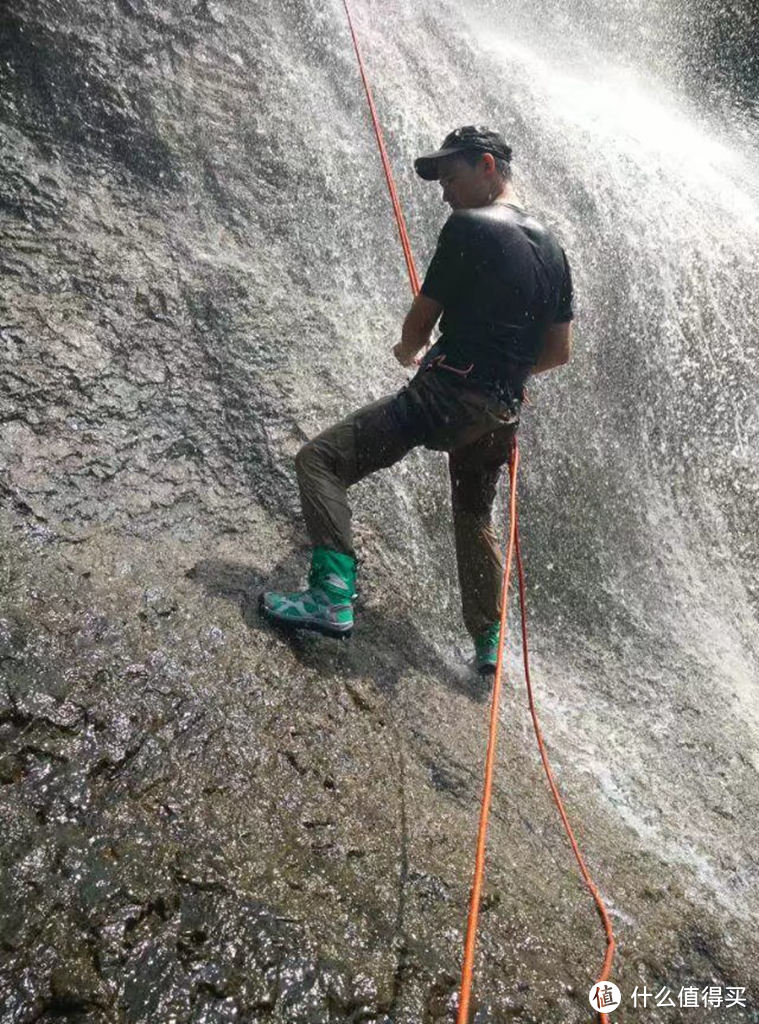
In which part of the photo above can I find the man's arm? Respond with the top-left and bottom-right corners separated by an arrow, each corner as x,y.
393,212 -> 469,367
529,243 -> 574,377
530,320 -> 573,375
393,293 -> 443,367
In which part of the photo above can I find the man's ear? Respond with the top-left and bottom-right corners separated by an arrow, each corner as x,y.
480,152 -> 496,176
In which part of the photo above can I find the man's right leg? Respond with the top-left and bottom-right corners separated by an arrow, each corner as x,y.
295,385 -> 431,558
294,390 -> 425,559
259,384 -> 429,636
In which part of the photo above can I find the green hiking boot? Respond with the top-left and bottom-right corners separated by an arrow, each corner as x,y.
258,546 -> 357,638
474,622 -> 503,675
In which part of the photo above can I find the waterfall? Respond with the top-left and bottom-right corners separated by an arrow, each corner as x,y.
1,0 -> 757,1019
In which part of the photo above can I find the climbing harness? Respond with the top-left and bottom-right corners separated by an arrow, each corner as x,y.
340,2 -> 616,1020
424,352 -> 475,377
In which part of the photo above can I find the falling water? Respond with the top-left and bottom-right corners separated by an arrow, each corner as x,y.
1,0 -> 758,1019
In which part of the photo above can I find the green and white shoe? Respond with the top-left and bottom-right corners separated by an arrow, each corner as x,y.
258,546 -> 357,639
474,622 -> 503,675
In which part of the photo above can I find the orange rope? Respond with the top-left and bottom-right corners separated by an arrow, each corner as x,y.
341,0 -> 420,296
339,2 -> 616,1020
455,440 -> 520,1022
514,499 -> 616,1022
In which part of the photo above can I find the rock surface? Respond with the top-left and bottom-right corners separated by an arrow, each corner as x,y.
1,0 -> 758,1022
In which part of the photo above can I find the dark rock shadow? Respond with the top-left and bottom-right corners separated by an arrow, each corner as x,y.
187,549 -> 492,704
187,552 -> 579,873
187,549 -> 495,1015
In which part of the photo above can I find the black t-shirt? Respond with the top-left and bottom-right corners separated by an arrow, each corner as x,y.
417,201 -> 573,403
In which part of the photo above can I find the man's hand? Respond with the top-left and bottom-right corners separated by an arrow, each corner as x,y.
393,293 -> 443,369
393,340 -> 423,367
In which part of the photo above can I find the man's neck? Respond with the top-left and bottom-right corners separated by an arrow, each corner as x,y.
466,187 -> 520,210
490,185 -> 518,206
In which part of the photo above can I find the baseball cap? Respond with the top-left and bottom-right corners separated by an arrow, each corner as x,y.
414,125 -> 513,180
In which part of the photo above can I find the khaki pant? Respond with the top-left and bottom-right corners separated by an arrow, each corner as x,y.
294,367 -> 519,639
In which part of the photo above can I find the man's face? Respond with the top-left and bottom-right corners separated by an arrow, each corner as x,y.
437,153 -> 492,209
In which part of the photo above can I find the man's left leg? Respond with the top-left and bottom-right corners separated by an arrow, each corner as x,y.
449,420 -> 518,672
259,386 -> 429,637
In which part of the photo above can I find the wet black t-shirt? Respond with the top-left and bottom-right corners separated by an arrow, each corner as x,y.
417,201 -> 574,403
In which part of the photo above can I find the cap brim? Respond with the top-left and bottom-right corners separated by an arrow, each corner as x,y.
413,146 -> 466,180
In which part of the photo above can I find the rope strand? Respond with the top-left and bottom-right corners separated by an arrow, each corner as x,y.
341,0 -> 420,296
339,3 -> 616,1019
514,502 -> 616,1021
455,441 -> 520,1023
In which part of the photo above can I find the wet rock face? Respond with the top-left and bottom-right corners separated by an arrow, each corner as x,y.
3,0 -> 759,1022
0,555 -> 379,1023
0,0 -> 392,543
0,8 -> 176,187
2,531 -> 758,1024
2,526 -> 550,1024
3,859 -> 376,1024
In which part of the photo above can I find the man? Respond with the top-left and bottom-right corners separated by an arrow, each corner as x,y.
259,125 -> 573,675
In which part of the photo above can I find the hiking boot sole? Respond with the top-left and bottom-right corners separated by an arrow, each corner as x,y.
257,592 -> 353,639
